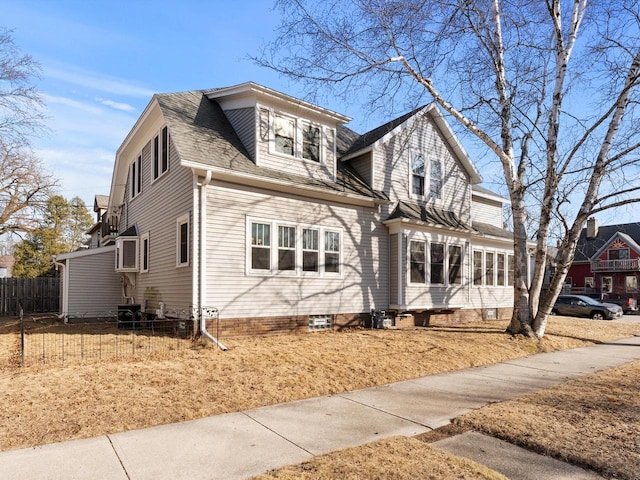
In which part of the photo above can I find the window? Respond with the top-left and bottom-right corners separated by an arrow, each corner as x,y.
449,245 -> 462,285
497,253 -> 505,286
302,228 -> 319,272
116,237 -> 139,272
302,122 -> 320,162
278,226 -> 295,271
430,158 -> 443,199
609,248 -> 629,260
485,252 -> 495,286
251,222 -> 271,271
411,152 -> 425,196
626,275 -> 638,292
140,233 -> 149,273
177,214 -> 190,267
602,276 -> 613,293
153,127 -> 169,180
585,277 -> 595,289
324,231 -> 340,273
410,241 -> 426,283
130,154 -> 142,198
507,254 -> 515,286
274,114 -> 295,156
430,242 -> 445,284
473,251 -> 483,286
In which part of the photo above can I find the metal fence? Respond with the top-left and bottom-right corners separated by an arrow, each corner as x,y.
0,277 -> 60,315
12,307 -> 221,367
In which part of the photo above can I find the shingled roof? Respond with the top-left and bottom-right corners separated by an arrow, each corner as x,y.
573,222 -> 640,262
385,200 -> 475,232
155,91 -> 383,201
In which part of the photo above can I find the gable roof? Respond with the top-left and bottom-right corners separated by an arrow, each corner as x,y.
573,222 -> 640,262
591,231 -> 640,261
153,91 -> 383,203
338,103 -> 482,184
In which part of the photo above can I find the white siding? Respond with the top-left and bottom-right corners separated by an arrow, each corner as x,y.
472,197 -> 504,228
66,248 -> 121,315
204,181 -> 388,319
372,117 -> 472,224
224,107 -> 256,161
123,135 -> 194,310
256,107 -> 337,182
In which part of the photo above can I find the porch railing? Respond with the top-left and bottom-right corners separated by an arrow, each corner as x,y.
590,258 -> 640,272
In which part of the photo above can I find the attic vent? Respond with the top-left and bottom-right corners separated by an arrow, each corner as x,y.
309,314 -> 333,331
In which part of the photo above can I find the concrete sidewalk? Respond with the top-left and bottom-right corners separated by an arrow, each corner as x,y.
1,336 -> 638,480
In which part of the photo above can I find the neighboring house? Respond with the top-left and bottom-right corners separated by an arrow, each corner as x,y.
0,255 -> 13,278
55,82 -> 519,336
568,218 -> 640,300
86,194 -> 110,249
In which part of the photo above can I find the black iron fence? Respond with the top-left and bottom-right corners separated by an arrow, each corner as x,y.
8,307 -> 221,367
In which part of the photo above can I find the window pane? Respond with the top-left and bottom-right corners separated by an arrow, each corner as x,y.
275,115 -> 295,155
485,252 -> 494,286
142,237 -> 149,271
410,241 -> 426,283
161,126 -> 168,173
180,222 -> 188,264
302,124 -> 320,162
449,245 -> 462,285
626,275 -> 638,292
123,240 -> 137,269
252,248 -> 270,270
278,226 -> 295,248
430,242 -> 445,284
473,251 -> 483,286
507,254 -> 514,286
303,251 -> 318,272
252,223 -> 270,246
412,153 -> 425,196
430,159 -> 442,198
325,231 -> 340,273
278,249 -> 294,271
302,229 -> 318,250
153,135 -> 159,179
497,253 -> 505,286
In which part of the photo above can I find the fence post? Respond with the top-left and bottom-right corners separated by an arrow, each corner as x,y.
20,303 -> 24,367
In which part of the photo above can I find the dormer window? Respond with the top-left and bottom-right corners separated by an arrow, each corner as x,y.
272,112 -> 323,163
274,114 -> 295,156
412,152 -> 425,196
302,122 -> 320,162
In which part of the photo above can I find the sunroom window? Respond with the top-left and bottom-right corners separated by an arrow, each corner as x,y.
302,228 -> 319,272
251,222 -> 271,271
324,231 -> 340,273
278,225 -> 295,271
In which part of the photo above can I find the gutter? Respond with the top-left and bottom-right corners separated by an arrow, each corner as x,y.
52,256 -> 68,323
196,170 -> 227,351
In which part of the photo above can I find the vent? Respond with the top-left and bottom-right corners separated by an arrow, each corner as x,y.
309,314 -> 333,331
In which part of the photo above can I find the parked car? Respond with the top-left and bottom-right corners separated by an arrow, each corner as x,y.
552,295 -> 623,320
603,293 -> 638,313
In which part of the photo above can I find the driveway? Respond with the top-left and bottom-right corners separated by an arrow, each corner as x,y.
617,314 -> 640,323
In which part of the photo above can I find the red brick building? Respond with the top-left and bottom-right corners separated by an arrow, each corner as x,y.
567,218 -> 640,300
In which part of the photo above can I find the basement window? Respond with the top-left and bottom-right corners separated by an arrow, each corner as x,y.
309,314 -> 333,331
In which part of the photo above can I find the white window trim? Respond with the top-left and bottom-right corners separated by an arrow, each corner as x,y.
152,126 -> 170,182
496,252 -> 507,287
176,213 -> 190,268
269,111 -> 325,164
485,251 -> 496,287
407,237 -> 465,287
246,217 -> 342,277
130,154 -> 142,199
409,150 -> 443,203
472,249 -> 484,287
115,237 -> 139,273
140,232 -> 150,273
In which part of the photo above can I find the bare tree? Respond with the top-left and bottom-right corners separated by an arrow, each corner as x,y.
0,28 -> 57,235
257,0 -> 640,338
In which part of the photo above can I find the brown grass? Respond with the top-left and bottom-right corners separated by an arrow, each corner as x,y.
455,360 -> 640,479
253,436 -> 507,480
0,315 -> 638,461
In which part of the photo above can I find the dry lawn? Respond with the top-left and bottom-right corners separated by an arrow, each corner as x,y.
1,315 -> 638,464
455,360 -> 640,479
253,436 -> 507,480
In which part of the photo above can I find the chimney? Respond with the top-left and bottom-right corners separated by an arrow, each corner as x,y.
586,217 -> 598,239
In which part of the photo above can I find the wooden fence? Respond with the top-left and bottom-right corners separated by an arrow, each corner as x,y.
0,277 -> 60,315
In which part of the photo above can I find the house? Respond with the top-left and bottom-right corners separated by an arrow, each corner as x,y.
567,218 -> 640,300
55,82 -> 518,337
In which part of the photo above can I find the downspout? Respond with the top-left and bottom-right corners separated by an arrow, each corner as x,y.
197,170 -> 227,350
52,256 -> 68,323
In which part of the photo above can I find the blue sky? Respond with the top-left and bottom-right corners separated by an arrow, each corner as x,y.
1,0 -> 333,207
